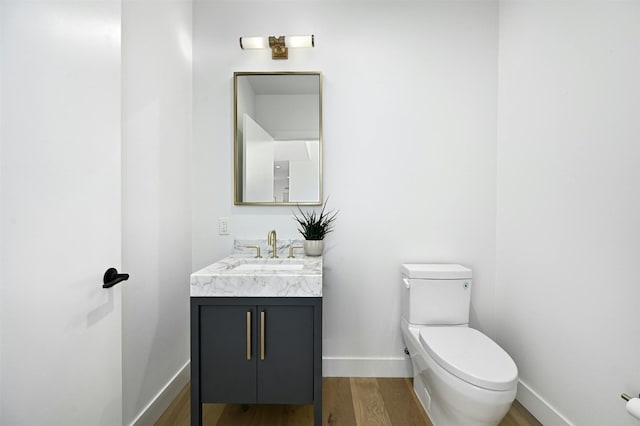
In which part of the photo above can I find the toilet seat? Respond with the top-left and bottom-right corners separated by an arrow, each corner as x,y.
419,327 -> 518,391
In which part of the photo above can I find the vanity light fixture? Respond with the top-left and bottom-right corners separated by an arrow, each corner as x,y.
239,35 -> 314,60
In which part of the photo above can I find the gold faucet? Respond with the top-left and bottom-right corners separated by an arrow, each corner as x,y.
246,245 -> 262,258
267,230 -> 279,258
288,245 -> 303,258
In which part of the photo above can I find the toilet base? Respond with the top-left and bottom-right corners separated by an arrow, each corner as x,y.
412,371 -> 432,417
401,319 -> 516,426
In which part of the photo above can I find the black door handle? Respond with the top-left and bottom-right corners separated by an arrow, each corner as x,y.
103,267 -> 129,289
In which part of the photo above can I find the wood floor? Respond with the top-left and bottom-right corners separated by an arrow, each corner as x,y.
155,378 -> 542,426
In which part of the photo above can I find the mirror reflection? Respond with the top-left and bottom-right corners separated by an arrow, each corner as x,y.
234,72 -> 322,205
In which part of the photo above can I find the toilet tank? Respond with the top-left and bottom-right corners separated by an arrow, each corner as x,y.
401,264 -> 473,325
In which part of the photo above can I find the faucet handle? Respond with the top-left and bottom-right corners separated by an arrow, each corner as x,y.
288,245 -> 304,259
246,245 -> 262,258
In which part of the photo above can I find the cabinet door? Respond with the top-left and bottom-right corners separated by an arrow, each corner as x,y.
200,305 -> 257,403
257,305 -> 314,404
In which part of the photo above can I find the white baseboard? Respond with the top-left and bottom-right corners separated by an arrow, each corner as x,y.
323,356 -> 413,378
517,379 -> 573,426
129,360 -> 191,426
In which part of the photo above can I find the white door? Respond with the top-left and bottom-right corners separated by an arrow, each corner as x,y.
1,1 -> 123,425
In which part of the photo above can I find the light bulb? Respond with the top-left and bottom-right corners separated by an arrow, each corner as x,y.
240,36 -> 269,49
285,35 -> 314,48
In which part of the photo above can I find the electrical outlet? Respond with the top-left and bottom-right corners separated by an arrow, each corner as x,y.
218,217 -> 230,235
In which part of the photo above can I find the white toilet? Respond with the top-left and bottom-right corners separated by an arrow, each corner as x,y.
400,263 -> 518,426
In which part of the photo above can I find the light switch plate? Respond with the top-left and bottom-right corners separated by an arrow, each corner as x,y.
218,217 -> 230,235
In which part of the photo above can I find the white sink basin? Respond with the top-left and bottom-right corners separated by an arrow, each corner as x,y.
233,263 -> 305,272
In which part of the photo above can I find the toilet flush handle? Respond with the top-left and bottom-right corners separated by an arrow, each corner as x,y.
403,278 -> 411,289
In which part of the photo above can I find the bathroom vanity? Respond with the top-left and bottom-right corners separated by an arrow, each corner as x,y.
190,253 -> 322,426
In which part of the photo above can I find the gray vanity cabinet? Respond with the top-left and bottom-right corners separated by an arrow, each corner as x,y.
199,304 -> 258,403
191,297 -> 322,426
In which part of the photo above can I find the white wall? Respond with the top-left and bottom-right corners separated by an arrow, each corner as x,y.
122,1 -> 192,424
256,93 -> 320,201
496,1 -> 640,424
243,114 -> 275,201
256,94 -> 319,139
289,142 -> 320,202
236,74 -> 255,137
193,0 -> 499,375
0,2 -> 4,418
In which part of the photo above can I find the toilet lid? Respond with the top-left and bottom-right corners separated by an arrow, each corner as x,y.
419,327 -> 518,391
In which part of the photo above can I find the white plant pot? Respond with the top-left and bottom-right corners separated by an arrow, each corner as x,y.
303,240 -> 324,256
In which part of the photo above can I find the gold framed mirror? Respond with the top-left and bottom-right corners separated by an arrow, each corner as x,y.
234,72 -> 322,205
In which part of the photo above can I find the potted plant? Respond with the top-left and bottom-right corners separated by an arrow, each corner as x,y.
292,199 -> 338,256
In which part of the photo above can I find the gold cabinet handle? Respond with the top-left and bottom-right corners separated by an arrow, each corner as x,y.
246,311 -> 251,360
260,311 -> 265,360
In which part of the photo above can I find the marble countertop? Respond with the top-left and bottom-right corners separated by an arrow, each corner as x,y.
190,254 -> 322,297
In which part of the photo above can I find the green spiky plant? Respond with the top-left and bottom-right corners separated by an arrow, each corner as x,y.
292,199 -> 338,240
